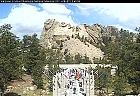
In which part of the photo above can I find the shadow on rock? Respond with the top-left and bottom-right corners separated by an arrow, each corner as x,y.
4,92 -> 21,96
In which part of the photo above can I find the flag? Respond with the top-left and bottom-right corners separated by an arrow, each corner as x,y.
68,72 -> 70,79
80,72 -> 82,78
76,72 -> 79,80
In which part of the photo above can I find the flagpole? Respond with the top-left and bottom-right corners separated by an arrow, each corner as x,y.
94,73 -> 104,81
89,71 -> 90,96
56,72 -> 58,96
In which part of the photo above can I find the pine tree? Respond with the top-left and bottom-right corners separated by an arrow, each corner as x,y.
0,24 -> 23,94
22,34 -> 46,89
64,54 -> 75,64
74,53 -> 82,64
72,34 -> 74,38
82,54 -> 92,64
81,35 -> 84,42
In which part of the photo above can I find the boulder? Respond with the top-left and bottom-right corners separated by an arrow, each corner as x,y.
7,86 -> 13,89
29,85 -> 37,91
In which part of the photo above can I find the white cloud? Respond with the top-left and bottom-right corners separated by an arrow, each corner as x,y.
1,3 -> 139,39
71,3 -> 140,30
72,3 -> 140,21
0,3 -> 76,38
109,24 -> 134,32
39,3 -> 72,15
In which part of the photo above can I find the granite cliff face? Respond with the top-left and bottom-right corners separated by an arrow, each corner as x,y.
39,19 -> 120,62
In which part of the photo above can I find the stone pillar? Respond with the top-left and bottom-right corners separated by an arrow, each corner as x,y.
84,72 -> 89,96
86,73 -> 90,96
83,70 -> 87,95
57,72 -> 62,96
90,74 -> 94,96
60,72 -> 64,96
56,73 -> 59,96
82,69 -> 85,88
53,74 -> 57,96
63,70 -> 66,90
53,72 -> 62,96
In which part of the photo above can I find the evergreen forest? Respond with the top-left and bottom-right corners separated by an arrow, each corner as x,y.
1,24 -> 140,96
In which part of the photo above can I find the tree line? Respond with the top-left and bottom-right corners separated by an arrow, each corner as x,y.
1,23 -> 140,95
0,24 -> 47,95
0,24 -> 93,94
94,28 -> 140,95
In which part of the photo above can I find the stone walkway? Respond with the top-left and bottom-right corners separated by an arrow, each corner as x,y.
53,68 -> 95,96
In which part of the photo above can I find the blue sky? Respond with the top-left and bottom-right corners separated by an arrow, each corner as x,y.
0,3 -> 140,38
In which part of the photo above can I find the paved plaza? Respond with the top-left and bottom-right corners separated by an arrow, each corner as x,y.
53,64 -> 95,96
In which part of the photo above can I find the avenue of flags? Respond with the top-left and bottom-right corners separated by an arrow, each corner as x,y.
42,66 -> 107,96
42,67 -> 106,87
42,66 -> 108,96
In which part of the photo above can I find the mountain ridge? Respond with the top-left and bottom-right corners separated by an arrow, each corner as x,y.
39,19 -> 120,62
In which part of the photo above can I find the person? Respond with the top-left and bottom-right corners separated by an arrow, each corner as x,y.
82,93 -> 86,96
67,84 -> 70,89
84,93 -> 86,96
73,87 -> 76,94
64,91 -> 67,96
79,82 -> 82,87
70,80 -> 72,85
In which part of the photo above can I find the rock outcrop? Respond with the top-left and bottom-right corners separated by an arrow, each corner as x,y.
39,19 -> 120,62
